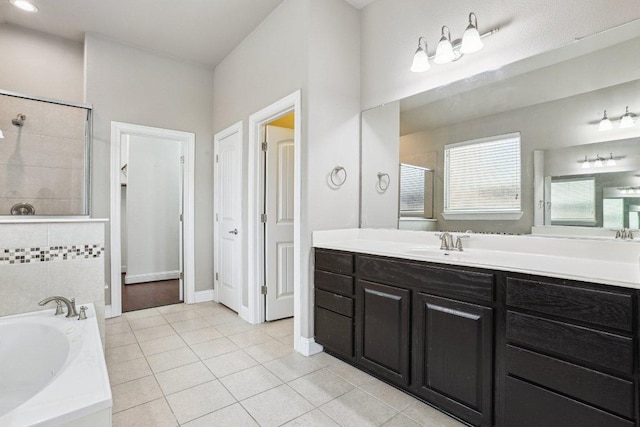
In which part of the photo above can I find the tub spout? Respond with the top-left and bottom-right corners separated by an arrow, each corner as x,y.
39,296 -> 78,318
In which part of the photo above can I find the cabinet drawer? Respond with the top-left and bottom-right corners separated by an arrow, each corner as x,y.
505,376 -> 634,427
506,345 -> 634,418
506,311 -> 633,376
315,249 -> 353,275
357,255 -> 494,302
315,307 -> 353,358
316,289 -> 353,317
506,277 -> 633,332
315,270 -> 354,296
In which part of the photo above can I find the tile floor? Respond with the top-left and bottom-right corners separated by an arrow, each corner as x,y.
105,301 -> 465,427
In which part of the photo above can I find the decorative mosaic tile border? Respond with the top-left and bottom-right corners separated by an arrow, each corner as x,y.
0,244 -> 104,265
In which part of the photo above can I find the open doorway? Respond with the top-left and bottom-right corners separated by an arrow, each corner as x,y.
120,134 -> 183,312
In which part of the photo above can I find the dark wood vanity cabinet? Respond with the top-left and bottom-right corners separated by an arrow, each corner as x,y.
314,248 -> 640,427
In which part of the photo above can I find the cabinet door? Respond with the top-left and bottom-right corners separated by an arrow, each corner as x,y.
356,280 -> 411,386
413,293 -> 493,426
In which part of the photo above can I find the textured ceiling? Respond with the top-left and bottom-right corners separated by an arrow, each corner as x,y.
0,0 -> 285,68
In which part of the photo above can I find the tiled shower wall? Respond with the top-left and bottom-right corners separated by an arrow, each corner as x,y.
0,221 -> 106,341
0,94 -> 88,216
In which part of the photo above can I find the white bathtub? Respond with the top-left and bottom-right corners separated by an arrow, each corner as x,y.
0,304 -> 112,426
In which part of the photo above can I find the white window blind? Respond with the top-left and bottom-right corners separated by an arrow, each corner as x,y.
444,133 -> 521,214
400,164 -> 426,215
550,177 -> 596,224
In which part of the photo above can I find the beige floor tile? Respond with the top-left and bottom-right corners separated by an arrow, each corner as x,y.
202,349 -> 259,378
320,388 -> 397,427
193,306 -> 223,318
133,324 -> 176,342
105,331 -> 137,349
163,309 -> 200,323
112,397 -> 178,427
170,317 -> 210,333
124,307 -> 160,320
260,319 -> 293,338
105,321 -> 132,336
191,336 -> 239,359
146,347 -> 199,373
157,303 -> 192,314
359,378 -> 416,411
215,319 -> 254,336
106,316 -> 129,325
220,365 -> 282,401
182,403 -> 259,427
264,352 -> 323,382
309,352 -> 342,368
166,380 -> 236,424
179,326 -> 223,345
402,400 -> 466,427
108,357 -> 153,386
289,369 -> 355,406
105,343 -> 144,366
111,375 -> 163,413
283,409 -> 340,426
202,311 -> 238,326
278,334 -> 294,347
241,384 -> 314,427
128,315 -> 168,331
327,360 -> 375,386
139,334 -> 187,356
244,339 -> 292,363
228,329 -> 273,348
155,361 -> 216,395
382,413 -> 422,426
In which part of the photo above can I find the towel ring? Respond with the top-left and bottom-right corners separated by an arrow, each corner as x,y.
330,166 -> 347,187
377,172 -> 390,192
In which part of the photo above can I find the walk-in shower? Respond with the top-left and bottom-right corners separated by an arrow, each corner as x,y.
0,91 -> 92,216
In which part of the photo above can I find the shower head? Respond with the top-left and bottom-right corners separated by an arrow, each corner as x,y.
12,114 -> 26,127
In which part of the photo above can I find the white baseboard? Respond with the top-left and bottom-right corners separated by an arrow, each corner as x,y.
121,265 -> 127,273
297,336 -> 323,356
194,289 -> 214,303
105,305 -> 113,319
124,270 -> 180,284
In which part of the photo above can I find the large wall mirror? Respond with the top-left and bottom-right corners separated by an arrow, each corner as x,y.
360,20 -> 640,237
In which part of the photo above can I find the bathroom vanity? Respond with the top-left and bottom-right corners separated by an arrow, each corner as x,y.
313,229 -> 640,427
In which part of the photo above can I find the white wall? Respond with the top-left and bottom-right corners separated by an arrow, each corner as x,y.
360,0 -> 640,110
0,23 -> 83,103
360,101 -> 399,228
125,135 -> 181,283
213,0 -> 360,338
84,34 -> 214,301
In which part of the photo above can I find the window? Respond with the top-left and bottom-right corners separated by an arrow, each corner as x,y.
444,133 -> 521,220
400,164 -> 432,218
550,177 -> 596,225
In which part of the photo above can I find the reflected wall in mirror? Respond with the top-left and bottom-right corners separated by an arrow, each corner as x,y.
537,137 -> 640,231
360,20 -> 640,235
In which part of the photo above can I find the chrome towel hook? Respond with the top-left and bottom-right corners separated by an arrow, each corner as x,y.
330,166 -> 347,187
377,172 -> 390,192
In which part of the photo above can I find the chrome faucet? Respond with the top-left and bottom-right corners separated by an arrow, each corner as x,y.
439,232 -> 453,250
455,235 -> 470,251
39,296 -> 78,318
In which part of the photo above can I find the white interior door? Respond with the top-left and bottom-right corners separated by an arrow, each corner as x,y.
265,125 -> 295,321
215,128 -> 242,312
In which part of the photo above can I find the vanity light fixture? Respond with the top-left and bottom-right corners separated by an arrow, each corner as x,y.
410,13 -> 499,72
598,110 -> 613,131
619,106 -> 636,128
410,37 -> 431,72
578,153 -> 623,168
0,129 -> 4,139
9,0 -> 38,12
594,155 -> 604,168
580,155 -> 590,169
606,153 -> 616,167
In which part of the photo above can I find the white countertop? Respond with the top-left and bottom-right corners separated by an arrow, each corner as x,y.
0,217 -> 108,224
313,229 -> 640,290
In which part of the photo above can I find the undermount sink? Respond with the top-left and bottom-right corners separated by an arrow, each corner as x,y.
404,247 -> 468,258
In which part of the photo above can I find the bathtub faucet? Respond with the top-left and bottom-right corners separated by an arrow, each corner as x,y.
39,296 -> 78,318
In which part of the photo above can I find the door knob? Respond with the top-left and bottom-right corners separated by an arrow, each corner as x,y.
229,228 -> 238,235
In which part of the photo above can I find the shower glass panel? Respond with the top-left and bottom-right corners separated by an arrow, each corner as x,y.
0,91 -> 91,216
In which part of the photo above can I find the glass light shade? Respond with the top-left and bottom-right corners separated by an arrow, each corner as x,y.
594,157 -> 603,167
10,0 -> 38,12
606,154 -> 616,167
0,129 -> 4,139
621,188 -> 628,195
580,155 -> 590,169
434,38 -> 455,64
461,26 -> 484,54
410,49 -> 430,73
619,107 -> 635,128
598,111 -> 613,131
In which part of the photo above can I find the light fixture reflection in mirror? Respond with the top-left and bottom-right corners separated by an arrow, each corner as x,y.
619,106 -> 636,128
598,110 -> 613,131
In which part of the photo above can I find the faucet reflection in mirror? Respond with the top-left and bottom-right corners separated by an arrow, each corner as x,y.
410,13 -> 499,73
